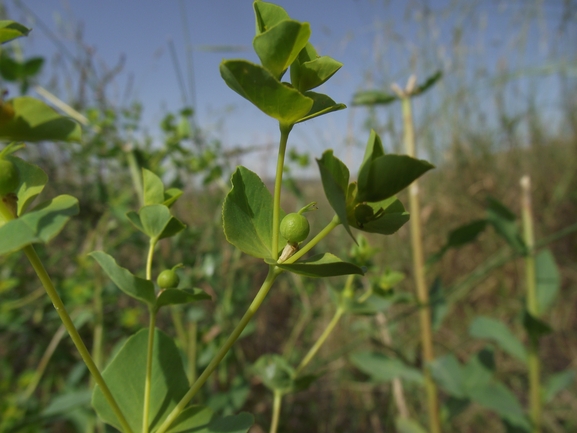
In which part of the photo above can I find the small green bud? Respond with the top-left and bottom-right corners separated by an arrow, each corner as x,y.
354,203 -> 374,226
280,212 -> 310,243
157,269 -> 180,289
0,158 -> 20,196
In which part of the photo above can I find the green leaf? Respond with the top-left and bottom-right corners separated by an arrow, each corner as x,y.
89,251 -> 156,306
348,197 -> 410,235
0,20 -> 30,44
535,249 -> 560,314
429,277 -> 448,331
412,71 -> 443,97
359,129 -> 385,168
275,253 -> 364,278
7,155 -> 48,215
522,310 -> 552,340
429,354 -> 466,398
92,329 -> 189,431
223,166 -> 281,259
253,19 -> 310,79
351,90 -> 397,106
139,204 -> 173,239
156,288 -> 211,309
0,97 -> 81,142
0,195 -> 78,255
23,57 -> 44,77
486,197 -> 527,255
290,44 -> 342,92
349,351 -> 423,384
41,389 -> 92,417
143,169 -> 165,205
357,154 -> 434,203
469,316 -> 528,364
168,409 -> 253,433
316,150 -> 353,241
159,216 -> 186,240
428,219 -> 488,264
296,91 -> 346,123
252,354 -> 294,393
164,188 -> 183,208
462,348 -> 495,392
253,1 -> 290,34
542,369 -> 575,404
467,381 -> 530,431
220,60 -> 312,125
395,417 -> 428,433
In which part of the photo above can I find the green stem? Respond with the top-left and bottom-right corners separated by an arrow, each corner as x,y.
295,274 -> 354,375
401,96 -> 441,433
271,124 -> 293,260
146,239 -> 157,281
269,390 -> 283,433
284,215 -> 341,264
155,266 -> 283,433
521,176 -> 542,433
187,320 -> 198,385
142,309 -> 157,433
22,245 -> 133,433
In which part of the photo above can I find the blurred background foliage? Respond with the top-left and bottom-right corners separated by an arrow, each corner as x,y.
0,1 -> 576,432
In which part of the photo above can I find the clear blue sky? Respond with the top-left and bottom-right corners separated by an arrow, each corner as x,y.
5,1 -> 575,176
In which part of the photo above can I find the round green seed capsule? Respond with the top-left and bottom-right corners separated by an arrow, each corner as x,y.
0,158 -> 19,196
157,269 -> 180,289
280,212 -> 310,243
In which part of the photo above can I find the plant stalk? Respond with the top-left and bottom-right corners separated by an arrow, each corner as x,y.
269,390 -> 283,433
285,215 -> 341,264
401,96 -> 441,433
155,266 -> 282,433
142,310 -> 157,433
521,175 -> 542,433
22,244 -> 133,433
271,124 -> 293,260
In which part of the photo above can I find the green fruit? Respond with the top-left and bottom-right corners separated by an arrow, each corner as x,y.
354,203 -> 374,226
0,158 -> 19,196
157,269 -> 180,289
280,213 -> 310,243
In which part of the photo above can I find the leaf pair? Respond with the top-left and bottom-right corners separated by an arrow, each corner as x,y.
222,166 -> 363,278
0,157 -> 78,255
317,130 -> 434,241
220,1 -> 344,126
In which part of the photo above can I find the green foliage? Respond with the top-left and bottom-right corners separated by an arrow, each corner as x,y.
349,351 -> 424,384
469,316 -> 528,363
0,20 -> 30,44
535,249 -> 560,314
274,253 -> 364,278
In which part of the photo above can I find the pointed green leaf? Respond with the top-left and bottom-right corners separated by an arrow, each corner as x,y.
542,370 -> 575,404
92,329 -> 190,431
357,154 -> 434,203
168,408 -> 253,433
143,169 -> 165,205
469,316 -> 528,363
429,354 -> 466,398
0,195 -> 78,255
348,197 -> 410,235
395,417 -> 428,433
89,251 -> 155,306
0,97 -> 81,142
164,188 -> 183,208
523,310 -> 552,339
126,211 -> 144,232
139,204 -> 172,239
316,150 -> 354,241
428,219 -> 488,265
296,91 -> 346,123
8,155 -> 48,215
486,197 -> 527,255
351,90 -> 397,106
220,60 -> 313,125
223,166 -> 281,259
0,20 -> 30,44
535,249 -> 560,314
156,288 -> 211,309
462,348 -> 495,392
412,71 -> 443,97
158,216 -> 186,240
275,253 -> 363,277
349,351 -> 423,384
360,129 -> 385,168
23,57 -> 44,77
253,1 -> 290,34
290,44 -> 343,92
253,19 -> 310,79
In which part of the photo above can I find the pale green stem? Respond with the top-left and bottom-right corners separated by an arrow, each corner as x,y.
521,176 -> 542,433
187,320 -> 198,385
155,266 -> 283,433
269,390 -> 283,433
142,309 -> 157,433
271,124 -> 293,260
146,239 -> 157,280
401,96 -> 441,433
22,244 -> 133,433
284,215 -> 341,264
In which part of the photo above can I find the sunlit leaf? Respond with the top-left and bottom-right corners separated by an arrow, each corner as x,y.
253,1 -> 290,34
275,253 -> 364,278
0,20 -> 30,44
7,155 -> 48,215
143,168 -> 165,205
290,43 -> 343,92
296,91 -> 346,123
